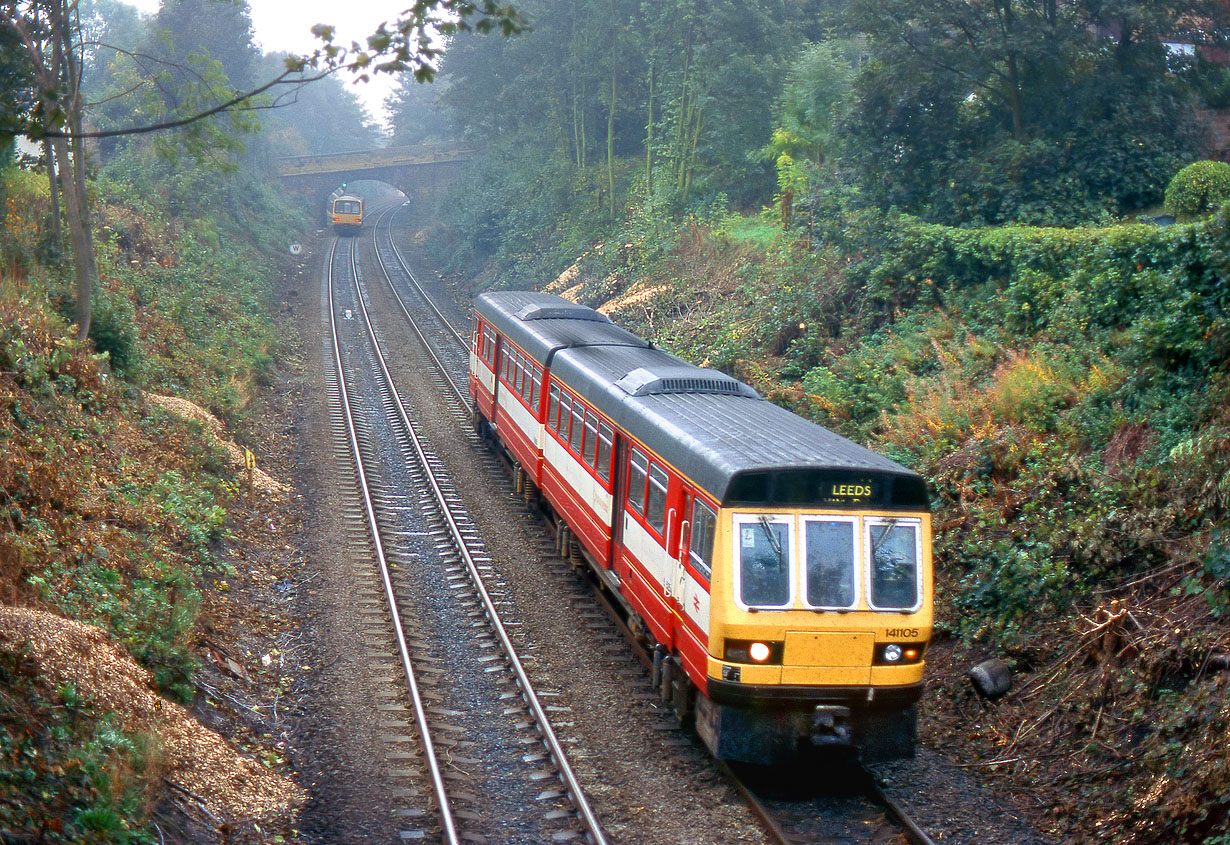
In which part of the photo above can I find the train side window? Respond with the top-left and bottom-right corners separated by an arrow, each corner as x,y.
531,366 -> 542,408
569,402 -> 584,453
627,449 -> 648,515
595,422 -> 613,481
558,393 -> 572,438
583,411 -> 599,467
501,348 -> 511,382
646,464 -> 669,535
471,318 -> 478,354
689,499 -> 717,580
548,387 -> 560,431
484,327 -> 496,366
802,518 -> 857,609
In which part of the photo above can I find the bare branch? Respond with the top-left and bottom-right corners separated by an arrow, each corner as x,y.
34,66 -> 334,138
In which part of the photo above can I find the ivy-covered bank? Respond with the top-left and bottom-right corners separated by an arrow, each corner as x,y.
461,200 -> 1230,842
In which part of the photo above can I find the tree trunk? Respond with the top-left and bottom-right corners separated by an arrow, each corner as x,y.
61,5 -> 98,341
682,104 -> 702,201
572,83 -> 582,169
1007,53 -> 1023,140
644,58 -> 654,193
605,0 -> 618,220
51,135 -> 96,340
606,63 -> 616,219
43,137 -> 62,258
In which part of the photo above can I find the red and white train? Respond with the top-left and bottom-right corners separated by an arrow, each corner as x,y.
469,291 -> 933,764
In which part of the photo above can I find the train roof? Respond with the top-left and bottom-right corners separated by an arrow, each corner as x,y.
475,291 -> 650,366
474,291 -> 925,508
549,343 -> 925,508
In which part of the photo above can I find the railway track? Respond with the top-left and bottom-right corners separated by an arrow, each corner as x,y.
723,761 -> 939,845
323,228 -> 609,844
357,206 -> 945,845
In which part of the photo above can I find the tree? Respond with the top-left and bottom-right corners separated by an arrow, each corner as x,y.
839,0 -> 1226,224
760,40 -> 858,228
152,0 -> 258,92
8,0 -> 99,340
386,70 -> 454,147
257,51 -> 380,155
0,19 -> 33,148
1,0 -> 522,339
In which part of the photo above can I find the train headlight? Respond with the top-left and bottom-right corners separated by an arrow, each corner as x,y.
723,639 -> 783,665
874,643 -> 925,665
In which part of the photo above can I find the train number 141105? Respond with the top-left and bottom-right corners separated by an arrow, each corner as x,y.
885,628 -> 919,638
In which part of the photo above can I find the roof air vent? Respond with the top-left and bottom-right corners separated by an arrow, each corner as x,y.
614,366 -> 760,398
516,302 -> 611,323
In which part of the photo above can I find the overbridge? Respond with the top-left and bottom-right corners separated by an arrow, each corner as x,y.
277,143 -> 473,207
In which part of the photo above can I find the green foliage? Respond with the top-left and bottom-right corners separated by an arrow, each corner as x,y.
0,22 -> 34,140
1164,160 -> 1230,220
1185,532 -> 1230,616
425,0 -> 831,272
838,2 -> 1202,225
385,69 -> 453,147
149,470 -> 229,551
1183,54 -> 1230,108
85,291 -> 138,376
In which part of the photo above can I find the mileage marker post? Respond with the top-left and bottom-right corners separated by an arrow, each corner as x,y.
244,447 -> 257,503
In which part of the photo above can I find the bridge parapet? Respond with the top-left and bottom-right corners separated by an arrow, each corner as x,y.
277,143 -> 474,178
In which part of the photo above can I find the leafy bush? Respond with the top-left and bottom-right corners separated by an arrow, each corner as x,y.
1164,160 -> 1230,220
87,292 -> 138,375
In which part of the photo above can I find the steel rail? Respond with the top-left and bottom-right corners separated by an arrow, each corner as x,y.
326,235 -> 463,845
381,201 -> 468,349
345,221 -> 612,845
714,762 -> 795,845
368,205 -> 470,408
866,776 -> 939,845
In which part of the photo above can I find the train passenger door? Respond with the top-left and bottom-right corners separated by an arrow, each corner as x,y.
489,338 -> 503,429
609,438 -> 628,576
670,494 -> 692,609
678,496 -> 715,634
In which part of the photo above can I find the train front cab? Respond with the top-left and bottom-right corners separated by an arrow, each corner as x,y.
331,195 -> 364,235
694,489 -> 933,765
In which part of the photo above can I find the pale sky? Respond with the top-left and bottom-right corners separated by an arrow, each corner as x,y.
117,0 -> 402,131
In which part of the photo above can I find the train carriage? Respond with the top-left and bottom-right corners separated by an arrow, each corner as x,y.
470,291 -> 933,765
330,194 -> 364,235
468,293 -> 649,481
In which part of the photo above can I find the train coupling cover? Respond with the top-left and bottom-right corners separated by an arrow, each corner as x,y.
809,705 -> 852,747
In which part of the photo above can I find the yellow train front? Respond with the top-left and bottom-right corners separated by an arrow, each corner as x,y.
330,194 -> 364,235
695,482 -> 932,764
469,291 -> 932,766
